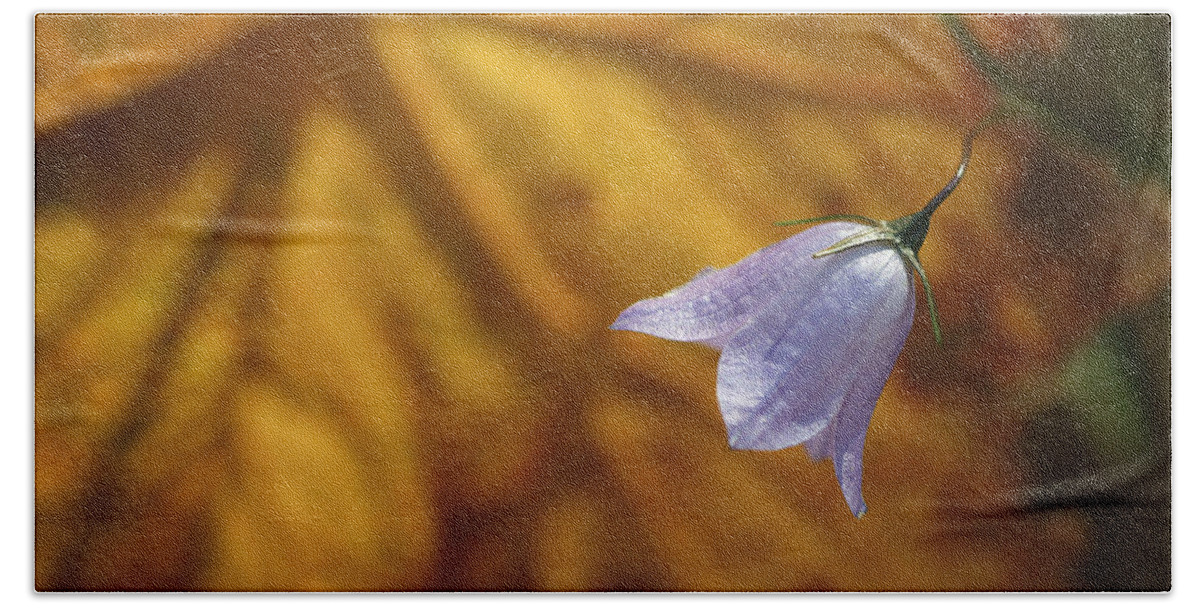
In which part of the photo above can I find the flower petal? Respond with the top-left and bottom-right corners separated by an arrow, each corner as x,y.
802,282 -> 916,459
610,222 -> 864,346
818,290 -> 914,517
716,242 -> 914,452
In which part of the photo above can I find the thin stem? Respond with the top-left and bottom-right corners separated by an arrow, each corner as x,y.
918,122 -> 985,218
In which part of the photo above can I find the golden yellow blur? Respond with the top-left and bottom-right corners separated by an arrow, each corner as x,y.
35,14 -> 1168,590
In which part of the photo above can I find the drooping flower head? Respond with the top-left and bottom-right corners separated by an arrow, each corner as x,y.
612,126 -> 981,517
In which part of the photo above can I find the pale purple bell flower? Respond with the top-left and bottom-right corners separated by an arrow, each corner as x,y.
611,126 -> 981,517
611,222 -> 914,517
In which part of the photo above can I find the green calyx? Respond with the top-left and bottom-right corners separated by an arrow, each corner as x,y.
775,214 -> 943,345
773,122 -> 987,346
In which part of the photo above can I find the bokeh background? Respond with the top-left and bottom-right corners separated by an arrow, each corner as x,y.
34,14 -> 1170,591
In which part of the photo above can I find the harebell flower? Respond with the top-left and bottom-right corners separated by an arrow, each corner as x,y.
612,126 -> 982,517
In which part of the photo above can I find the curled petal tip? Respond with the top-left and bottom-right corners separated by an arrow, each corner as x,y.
724,420 -> 747,449
726,432 -> 747,451
609,303 -> 657,334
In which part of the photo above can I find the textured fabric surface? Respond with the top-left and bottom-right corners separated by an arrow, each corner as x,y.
35,14 -> 1169,591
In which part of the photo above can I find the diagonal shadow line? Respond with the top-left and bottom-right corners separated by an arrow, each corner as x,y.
35,16 -> 295,211
34,16 -> 335,363
467,15 -> 962,119
314,18 -> 551,350
318,18 -> 677,588
46,110 -> 301,591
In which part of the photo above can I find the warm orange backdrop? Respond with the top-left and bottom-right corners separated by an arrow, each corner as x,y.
35,14 -> 1169,591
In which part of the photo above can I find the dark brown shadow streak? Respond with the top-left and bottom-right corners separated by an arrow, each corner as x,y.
34,16 -> 339,363
315,17 -> 671,589
40,18 -> 331,587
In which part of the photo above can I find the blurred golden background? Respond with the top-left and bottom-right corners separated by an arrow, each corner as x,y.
35,14 -> 1170,591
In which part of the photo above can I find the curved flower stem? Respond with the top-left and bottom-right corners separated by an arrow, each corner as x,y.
886,117 -> 998,345
913,120 -> 990,221
781,116 -> 997,346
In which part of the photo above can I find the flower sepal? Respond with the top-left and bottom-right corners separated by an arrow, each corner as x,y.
775,212 -> 944,345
